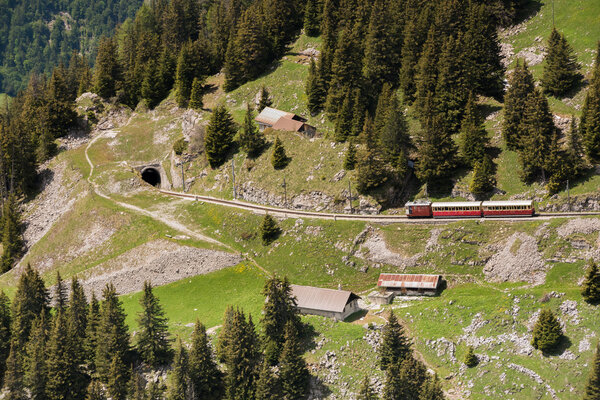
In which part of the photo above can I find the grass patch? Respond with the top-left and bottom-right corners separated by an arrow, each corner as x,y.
121,263 -> 267,338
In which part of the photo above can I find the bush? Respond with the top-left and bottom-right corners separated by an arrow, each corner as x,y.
259,214 -> 281,245
464,346 -> 478,367
173,138 -> 188,155
582,260 -> 600,304
531,309 -> 563,353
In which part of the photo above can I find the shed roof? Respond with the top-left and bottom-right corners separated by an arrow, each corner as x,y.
405,201 -> 432,207
255,107 -> 296,126
272,117 -> 305,132
291,285 -> 360,313
377,274 -> 441,290
481,200 -> 534,207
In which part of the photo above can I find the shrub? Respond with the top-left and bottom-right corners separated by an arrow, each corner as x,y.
173,138 -> 188,155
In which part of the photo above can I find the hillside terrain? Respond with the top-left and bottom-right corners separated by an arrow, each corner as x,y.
0,0 -> 599,399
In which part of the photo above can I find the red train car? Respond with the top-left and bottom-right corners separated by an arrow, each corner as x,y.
431,202 -> 482,218
405,201 -> 432,218
481,200 -> 535,217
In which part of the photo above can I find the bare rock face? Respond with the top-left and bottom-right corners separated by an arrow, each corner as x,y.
483,233 -> 548,285
540,194 -> 600,212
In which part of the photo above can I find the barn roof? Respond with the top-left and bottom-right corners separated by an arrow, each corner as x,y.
377,274 -> 441,290
255,107 -> 296,126
272,117 -> 305,132
291,285 -> 360,313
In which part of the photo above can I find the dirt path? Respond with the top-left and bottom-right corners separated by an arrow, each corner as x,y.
84,131 -> 272,277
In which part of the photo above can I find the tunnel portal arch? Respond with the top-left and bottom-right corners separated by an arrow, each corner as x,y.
141,167 -> 161,187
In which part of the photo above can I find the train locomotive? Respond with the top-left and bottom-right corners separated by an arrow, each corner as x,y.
405,200 -> 535,218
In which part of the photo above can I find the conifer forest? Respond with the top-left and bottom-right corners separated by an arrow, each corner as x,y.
0,0 -> 599,398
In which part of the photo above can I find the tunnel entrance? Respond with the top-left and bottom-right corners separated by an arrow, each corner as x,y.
141,168 -> 161,187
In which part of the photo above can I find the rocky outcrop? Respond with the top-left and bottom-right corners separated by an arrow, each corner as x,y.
540,194 -> 600,212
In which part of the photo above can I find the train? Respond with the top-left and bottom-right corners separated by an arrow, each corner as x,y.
405,200 -> 535,218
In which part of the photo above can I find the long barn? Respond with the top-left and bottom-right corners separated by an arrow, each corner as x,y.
377,273 -> 443,296
290,284 -> 361,321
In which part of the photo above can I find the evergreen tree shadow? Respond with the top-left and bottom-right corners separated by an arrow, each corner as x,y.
479,103 -> 502,119
553,77 -> 587,101
300,321 -> 320,352
544,335 -> 572,357
308,376 -> 333,399
513,1 -> 543,24
27,167 -> 55,202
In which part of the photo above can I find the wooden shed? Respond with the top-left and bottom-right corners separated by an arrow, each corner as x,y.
255,107 -> 316,137
377,273 -> 443,296
290,284 -> 361,321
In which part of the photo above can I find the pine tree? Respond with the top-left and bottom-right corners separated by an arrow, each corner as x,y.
460,93 -> 489,167
541,28 -> 581,97
334,90 -> 354,142
279,321 -> 309,400
380,95 -> 411,179
379,311 -> 412,371
415,112 -> 457,186
189,320 -> 223,400
531,309 -> 563,353
46,310 -> 86,400
351,88 -> 366,138
54,271 -> 68,312
189,77 -> 204,110
147,381 -> 166,400
306,59 -> 325,115
260,214 -> 281,246
356,117 -> 387,193
128,371 -> 146,400
584,344 -> 600,400
11,264 -> 50,347
357,376 -> 378,400
518,89 -> 555,183
362,0 -> 403,93
84,292 -> 100,371
1,194 -> 24,273
463,2 -> 505,99
344,140 -> 357,171
0,291 -> 10,387
136,281 -> 172,367
414,27 -> 439,123
419,374 -> 445,400
67,277 -> 88,365
271,137 -> 289,169
565,116 -> 586,176
502,60 -> 535,150
464,346 -> 478,367
4,342 -> 27,400
95,284 -> 130,383
24,314 -> 48,400
223,310 -> 260,400
382,363 -> 403,400
434,35 -> 469,135
107,354 -> 129,400
303,0 -> 320,37
239,104 -> 266,158
93,37 -> 120,99
175,41 -> 209,108
255,360 -> 281,400
545,130 -> 575,194
216,306 -> 235,363
205,105 -> 236,168
261,277 -> 300,364
141,58 -> 165,109
167,337 -> 188,400
469,155 -> 496,199
258,86 -> 273,112
582,261 -> 600,304
581,42 -> 600,163
85,380 -> 106,400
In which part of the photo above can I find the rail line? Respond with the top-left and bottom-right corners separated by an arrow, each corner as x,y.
159,189 -> 600,223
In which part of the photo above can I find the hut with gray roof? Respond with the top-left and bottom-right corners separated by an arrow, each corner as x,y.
290,284 -> 360,321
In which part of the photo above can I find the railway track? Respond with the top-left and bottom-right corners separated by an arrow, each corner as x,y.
159,189 -> 600,223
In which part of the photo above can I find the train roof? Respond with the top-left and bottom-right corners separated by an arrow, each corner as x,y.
432,201 -> 482,208
405,200 -> 432,206
481,200 -> 534,207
